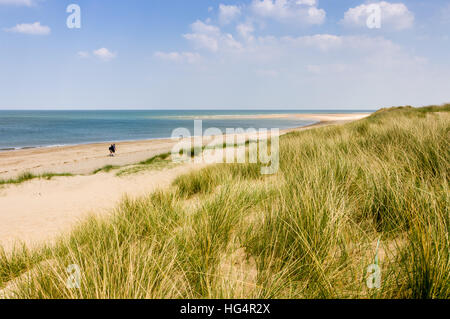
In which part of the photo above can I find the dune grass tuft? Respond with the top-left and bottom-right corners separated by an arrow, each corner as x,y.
0,172 -> 73,186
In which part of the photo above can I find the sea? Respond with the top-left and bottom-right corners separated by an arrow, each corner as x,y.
0,110 -> 365,150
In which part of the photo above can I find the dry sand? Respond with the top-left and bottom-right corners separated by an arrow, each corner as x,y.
0,113 -> 370,250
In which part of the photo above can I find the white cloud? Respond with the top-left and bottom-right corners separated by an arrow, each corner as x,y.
93,48 -> 116,61
156,19 -> 432,108
154,51 -> 201,64
251,0 -> 326,25
191,20 -> 221,35
184,33 -> 219,52
222,33 -> 243,50
181,22 -> 408,68
306,6 -> 326,24
342,1 -> 414,30
282,34 -> 343,51
237,23 -> 255,40
296,0 -> 316,5
156,4 -> 426,106
183,20 -> 220,51
0,0 -> 35,6
181,15 -> 402,60
183,20 -> 242,52
77,51 -> 90,58
219,4 -> 241,25
4,22 -> 50,35
143,3 -> 442,109
77,49 -> 117,61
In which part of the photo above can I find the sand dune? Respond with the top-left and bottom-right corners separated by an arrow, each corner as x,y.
0,163 -> 208,251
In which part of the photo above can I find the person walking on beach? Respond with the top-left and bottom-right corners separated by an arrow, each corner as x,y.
109,144 -> 116,157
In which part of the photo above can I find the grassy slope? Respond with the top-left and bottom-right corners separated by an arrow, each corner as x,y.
0,105 -> 448,299
0,172 -> 73,186
0,154 -> 175,187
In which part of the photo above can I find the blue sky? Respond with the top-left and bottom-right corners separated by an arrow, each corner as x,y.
1,0 -> 449,110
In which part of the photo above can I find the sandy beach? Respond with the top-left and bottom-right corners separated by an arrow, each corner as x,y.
0,113 -> 369,250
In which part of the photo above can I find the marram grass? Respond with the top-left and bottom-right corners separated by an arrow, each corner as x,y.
0,172 -> 73,186
0,105 -> 448,299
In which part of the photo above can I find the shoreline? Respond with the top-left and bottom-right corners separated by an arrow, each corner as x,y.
0,113 -> 369,153
0,136 -> 177,153
0,113 -> 370,180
